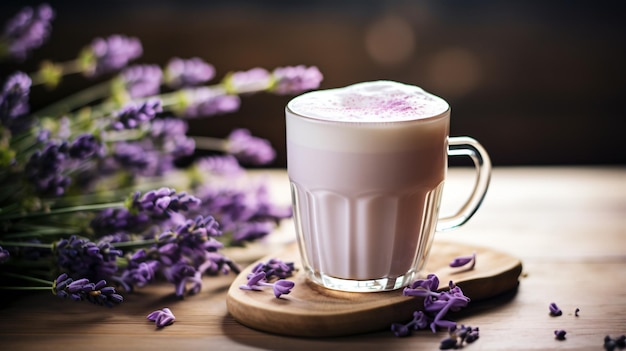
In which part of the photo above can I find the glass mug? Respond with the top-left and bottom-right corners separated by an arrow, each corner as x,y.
285,81 -> 491,292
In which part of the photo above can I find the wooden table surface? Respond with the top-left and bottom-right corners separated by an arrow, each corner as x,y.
0,166 -> 624,351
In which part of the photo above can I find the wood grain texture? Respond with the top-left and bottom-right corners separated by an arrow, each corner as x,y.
227,240 -> 522,337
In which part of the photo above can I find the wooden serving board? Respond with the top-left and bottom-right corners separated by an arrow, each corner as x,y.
226,240 -> 522,337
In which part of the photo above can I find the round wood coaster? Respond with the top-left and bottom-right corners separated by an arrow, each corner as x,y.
226,240 -> 522,337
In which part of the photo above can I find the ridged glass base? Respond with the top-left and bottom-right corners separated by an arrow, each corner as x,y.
305,268 -> 418,293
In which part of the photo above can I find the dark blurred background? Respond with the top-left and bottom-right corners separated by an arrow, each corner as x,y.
1,0 -> 625,167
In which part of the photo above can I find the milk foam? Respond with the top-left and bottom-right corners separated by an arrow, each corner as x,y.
287,80 -> 449,122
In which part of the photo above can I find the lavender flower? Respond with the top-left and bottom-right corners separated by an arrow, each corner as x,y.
554,329 -> 567,340
53,273 -> 123,307
225,128 -> 276,165
604,335 -> 626,350
549,302 -> 563,316
90,208 -> 150,237
196,155 -> 244,176
112,141 -> 159,175
55,235 -> 123,281
24,140 -> 71,196
130,187 -> 201,218
149,117 -> 195,158
239,271 -> 295,298
69,133 -> 102,159
119,64 -> 163,98
111,99 -> 162,130
0,245 -> 10,263
439,325 -> 480,349
1,3 -> 55,60
449,252 -> 476,270
575,307 -> 580,316
165,57 -> 215,88
0,71 -> 31,130
180,87 -> 240,118
394,274 -> 472,335
391,311 -> 429,337
82,34 -> 143,77
271,65 -> 323,95
226,67 -> 272,93
147,308 -> 175,328
248,258 -> 295,280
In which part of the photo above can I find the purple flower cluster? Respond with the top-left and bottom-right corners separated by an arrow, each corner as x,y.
165,57 -> 215,88
55,235 -> 123,281
0,245 -> 10,263
149,117 -> 195,158
53,273 -> 123,307
120,64 -> 163,98
0,71 -> 32,131
114,215 -> 239,297
439,325 -> 480,349
130,187 -> 201,219
392,274 -> 471,337
227,67 -> 272,93
147,308 -> 176,328
83,34 -> 143,77
1,3 -> 55,60
194,181 -> 292,244
196,155 -> 244,176
271,65 -> 323,95
180,87 -> 240,118
225,128 -> 276,166
605,335 -> 626,351
239,258 -> 295,298
25,133 -> 103,196
90,207 -> 150,237
111,99 -> 162,130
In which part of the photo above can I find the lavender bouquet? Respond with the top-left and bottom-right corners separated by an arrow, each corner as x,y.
0,4 -> 321,306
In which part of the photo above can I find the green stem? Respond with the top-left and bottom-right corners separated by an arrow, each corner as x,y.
0,241 -> 52,249
0,201 -> 124,221
33,80 -> 114,118
1,271 -> 53,285
192,136 -> 227,151
0,286 -> 51,290
3,227 -> 81,239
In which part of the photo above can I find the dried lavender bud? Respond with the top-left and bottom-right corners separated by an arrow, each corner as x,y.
439,337 -> 458,350
575,307 -> 580,317
554,329 -> 567,340
111,99 -> 162,130
239,269 -> 295,298
146,308 -> 175,328
549,302 -> 563,316
53,274 -> 123,307
449,252 -> 476,269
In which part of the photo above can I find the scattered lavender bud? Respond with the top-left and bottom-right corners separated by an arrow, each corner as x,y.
439,337 -> 458,350
554,329 -> 567,340
146,307 -> 176,328
239,267 -> 295,299
449,252 -> 476,270
616,335 -> 626,348
549,302 -> 563,316
575,307 -> 580,317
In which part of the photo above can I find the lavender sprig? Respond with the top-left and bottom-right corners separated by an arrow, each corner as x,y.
146,307 -> 176,328
80,34 -> 143,77
225,128 -> 276,166
0,3 -> 55,61
165,57 -> 215,88
53,273 -> 123,307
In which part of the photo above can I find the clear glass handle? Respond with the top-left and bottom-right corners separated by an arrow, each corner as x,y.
436,136 -> 492,231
